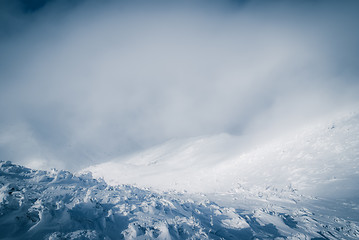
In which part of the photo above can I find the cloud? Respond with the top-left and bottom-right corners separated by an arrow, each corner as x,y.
0,0 -> 359,170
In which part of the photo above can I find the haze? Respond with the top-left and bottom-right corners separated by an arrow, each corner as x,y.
0,0 -> 358,170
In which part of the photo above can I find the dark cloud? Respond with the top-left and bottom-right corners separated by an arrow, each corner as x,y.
0,0 -> 358,170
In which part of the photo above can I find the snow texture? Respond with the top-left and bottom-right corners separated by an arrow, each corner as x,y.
1,161 -> 359,239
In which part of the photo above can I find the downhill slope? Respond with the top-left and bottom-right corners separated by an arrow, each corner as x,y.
85,111 -> 359,199
1,161 -> 359,239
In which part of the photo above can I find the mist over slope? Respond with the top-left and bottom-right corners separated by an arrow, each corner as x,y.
1,1 -> 359,238
1,109 -> 359,239
85,110 -> 359,199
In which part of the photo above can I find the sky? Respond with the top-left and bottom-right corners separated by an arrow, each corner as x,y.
0,0 -> 359,170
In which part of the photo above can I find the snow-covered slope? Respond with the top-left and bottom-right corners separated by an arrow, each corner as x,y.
2,110 -> 359,239
1,161 -> 359,239
84,111 -> 359,199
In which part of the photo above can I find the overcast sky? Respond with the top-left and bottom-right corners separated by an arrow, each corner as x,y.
1,0 -> 359,170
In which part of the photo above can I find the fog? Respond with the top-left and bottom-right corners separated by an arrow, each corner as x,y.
0,0 -> 358,170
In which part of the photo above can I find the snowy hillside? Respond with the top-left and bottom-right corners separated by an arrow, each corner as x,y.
1,160 -> 359,239
85,111 -> 359,198
1,111 -> 359,239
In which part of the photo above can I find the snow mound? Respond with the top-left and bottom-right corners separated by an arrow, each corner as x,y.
1,161 -> 359,239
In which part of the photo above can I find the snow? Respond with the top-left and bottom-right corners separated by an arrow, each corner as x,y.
1,110 -> 359,239
1,160 -> 359,239
84,111 -> 359,199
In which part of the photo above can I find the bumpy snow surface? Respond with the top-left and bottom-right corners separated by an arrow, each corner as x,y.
1,112 -> 359,239
1,161 -> 359,240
